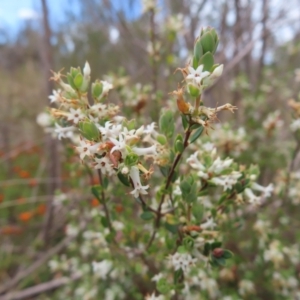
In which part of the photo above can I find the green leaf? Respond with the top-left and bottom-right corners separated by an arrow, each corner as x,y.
223,249 -> 234,259
173,269 -> 184,285
175,140 -> 184,153
157,278 -> 173,295
193,40 -> 203,64
67,73 -> 76,89
215,257 -> 226,266
117,172 -> 131,187
180,180 -> 191,195
183,236 -> 194,250
159,166 -> 170,177
74,73 -> 83,89
157,134 -> 167,145
140,211 -> 154,221
190,123 -> 202,130
192,203 -> 204,222
217,194 -> 227,205
103,177 -> 109,189
92,81 -> 103,99
165,222 -> 178,234
159,111 -> 175,139
204,243 -> 211,256
189,126 -> 204,144
181,114 -> 189,130
211,241 -> 222,250
199,52 -> 214,72
192,56 -> 198,69
171,170 -> 179,183
177,245 -> 187,253
101,216 -> 109,228
91,185 -> 102,201
186,183 -> 198,203
79,121 -> 99,141
200,32 -> 215,54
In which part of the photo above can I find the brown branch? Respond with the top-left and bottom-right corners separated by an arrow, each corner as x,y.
284,138 -> 300,201
0,219 -> 86,294
97,169 -> 114,235
40,0 -> 61,245
0,274 -> 81,300
149,7 -> 158,93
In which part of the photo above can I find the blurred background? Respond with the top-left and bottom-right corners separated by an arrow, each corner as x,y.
1,0 -> 300,299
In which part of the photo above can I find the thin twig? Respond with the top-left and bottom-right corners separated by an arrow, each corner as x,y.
146,122 -> 193,250
97,169 -> 114,234
149,7 -> 158,93
0,220 -> 86,294
284,138 -> 300,201
0,274 -> 81,300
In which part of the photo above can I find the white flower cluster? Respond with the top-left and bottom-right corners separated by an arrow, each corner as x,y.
43,63 -> 169,198
208,123 -> 248,156
92,260 -> 113,279
186,143 -> 273,205
187,148 -> 241,191
169,252 -> 197,273
263,240 -> 284,267
185,64 -> 223,95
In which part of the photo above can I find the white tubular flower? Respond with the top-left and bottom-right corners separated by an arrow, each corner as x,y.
60,81 -> 75,94
290,118 -> 300,132
238,279 -> 256,297
244,188 -> 261,205
170,252 -> 197,273
76,140 -> 100,160
94,156 -> 114,176
37,112 -> 52,127
54,123 -> 76,140
151,273 -> 163,282
66,224 -> 79,237
187,152 -> 205,170
132,145 -> 157,156
92,260 -> 113,279
129,166 -> 149,198
100,122 -> 122,139
208,157 -> 233,174
251,182 -> 273,198
88,114 -> 99,123
135,125 -> 145,136
83,61 -> 91,77
67,108 -> 85,124
186,65 -> 210,86
211,64 -> 223,78
200,217 -> 217,230
89,103 -> 107,118
144,122 -> 158,135
110,134 -> 127,157
48,89 -> 62,103
101,80 -> 113,96
210,172 -> 242,191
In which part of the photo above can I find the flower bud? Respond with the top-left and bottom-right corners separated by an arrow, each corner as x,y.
83,61 -> 91,77
199,27 -> 219,54
211,64 -> 223,78
79,121 -> 100,141
212,248 -> 224,258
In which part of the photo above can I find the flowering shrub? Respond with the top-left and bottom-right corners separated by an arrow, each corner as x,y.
35,26 -> 285,300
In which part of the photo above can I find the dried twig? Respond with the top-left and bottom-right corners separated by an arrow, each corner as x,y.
0,273 -> 81,300
0,220 -> 87,294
